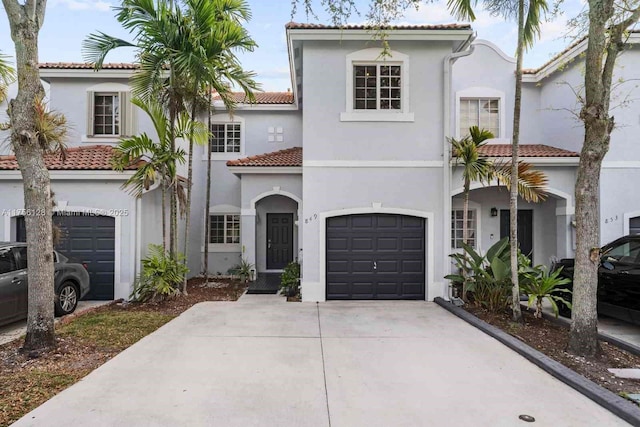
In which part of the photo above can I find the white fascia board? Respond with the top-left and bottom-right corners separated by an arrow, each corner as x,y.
39,69 -> 136,80
227,166 -> 302,174
0,170 -> 136,180
287,29 -> 473,42
523,34 -> 640,83
452,157 -> 579,166
212,100 -> 298,111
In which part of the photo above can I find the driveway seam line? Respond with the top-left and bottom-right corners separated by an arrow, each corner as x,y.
317,303 -> 332,427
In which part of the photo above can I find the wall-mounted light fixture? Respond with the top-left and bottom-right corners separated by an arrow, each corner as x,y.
490,207 -> 498,217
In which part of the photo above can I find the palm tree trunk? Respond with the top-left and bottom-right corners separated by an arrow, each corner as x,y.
204,89 -> 212,278
169,104 -> 178,259
462,177 -> 470,245
181,96 -> 198,295
162,181 -> 167,251
510,0 -> 525,323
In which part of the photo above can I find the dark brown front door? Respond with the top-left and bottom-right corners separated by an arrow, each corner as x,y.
267,213 -> 294,269
500,209 -> 534,262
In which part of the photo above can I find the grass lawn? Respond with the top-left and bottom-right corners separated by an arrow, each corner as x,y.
0,278 -> 247,427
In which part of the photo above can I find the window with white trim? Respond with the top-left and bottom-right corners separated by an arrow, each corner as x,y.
209,214 -> 240,244
459,98 -> 500,138
451,209 -> 476,249
631,217 -> 640,235
211,123 -> 241,153
86,86 -> 134,139
93,93 -> 120,136
353,64 -> 402,110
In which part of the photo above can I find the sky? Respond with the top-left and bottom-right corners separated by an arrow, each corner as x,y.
0,0 -> 587,91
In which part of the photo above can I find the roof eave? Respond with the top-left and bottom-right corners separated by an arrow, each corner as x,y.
287,28 -> 474,42
227,166 -> 302,175
212,100 -> 298,111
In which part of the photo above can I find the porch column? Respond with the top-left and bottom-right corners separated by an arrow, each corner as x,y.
555,199 -> 575,259
241,208 -> 257,274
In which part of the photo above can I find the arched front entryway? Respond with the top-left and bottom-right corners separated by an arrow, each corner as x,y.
245,189 -> 302,273
451,184 -> 574,265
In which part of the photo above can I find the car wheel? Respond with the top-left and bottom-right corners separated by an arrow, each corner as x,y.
558,303 -> 572,319
55,282 -> 79,316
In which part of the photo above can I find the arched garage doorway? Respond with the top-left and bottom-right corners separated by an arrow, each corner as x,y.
17,213 -> 115,300
325,213 -> 426,300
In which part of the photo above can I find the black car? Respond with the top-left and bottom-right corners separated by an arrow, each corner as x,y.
553,235 -> 640,324
0,242 -> 91,327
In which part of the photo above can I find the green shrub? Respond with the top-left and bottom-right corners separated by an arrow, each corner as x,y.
280,261 -> 301,297
229,258 -> 255,282
130,244 -> 188,302
521,265 -> 572,318
445,237 -> 532,312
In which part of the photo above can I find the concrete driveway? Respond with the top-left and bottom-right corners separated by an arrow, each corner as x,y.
11,296 -> 628,427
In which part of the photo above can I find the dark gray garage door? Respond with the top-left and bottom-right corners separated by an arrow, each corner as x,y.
17,214 -> 116,300
326,214 -> 425,300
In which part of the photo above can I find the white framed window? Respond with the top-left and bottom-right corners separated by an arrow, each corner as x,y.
451,209 -> 476,249
85,83 -> 135,141
211,123 -> 241,153
209,214 -> 240,244
354,64 -> 402,110
341,48 -> 413,122
459,98 -> 500,138
93,93 -> 120,136
455,87 -> 506,140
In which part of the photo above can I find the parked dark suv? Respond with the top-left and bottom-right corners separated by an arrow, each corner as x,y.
0,242 -> 91,327
553,235 -> 640,324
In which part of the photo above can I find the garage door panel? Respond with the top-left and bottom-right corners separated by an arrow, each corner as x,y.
17,214 -> 115,300
326,214 -> 425,300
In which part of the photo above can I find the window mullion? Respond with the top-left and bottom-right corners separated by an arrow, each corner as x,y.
377,64 -> 381,110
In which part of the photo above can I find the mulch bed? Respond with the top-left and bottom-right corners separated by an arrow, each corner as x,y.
0,278 -> 247,426
465,305 -> 640,396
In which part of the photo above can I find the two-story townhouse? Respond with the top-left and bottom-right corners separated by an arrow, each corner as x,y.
0,24 -> 638,304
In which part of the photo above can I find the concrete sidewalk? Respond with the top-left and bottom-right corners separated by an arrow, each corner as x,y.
11,300 -> 629,427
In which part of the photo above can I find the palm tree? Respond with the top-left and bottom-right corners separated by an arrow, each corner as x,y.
112,98 -> 207,247
178,0 -> 259,291
451,126 -> 548,249
83,0 -> 188,258
450,126 -> 495,247
0,53 -> 14,105
448,0 -> 549,321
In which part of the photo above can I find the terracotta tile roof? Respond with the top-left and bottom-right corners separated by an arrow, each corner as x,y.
286,22 -> 471,30
227,147 -> 302,167
477,144 -> 579,158
0,145 -> 142,171
39,63 -> 139,70
214,92 -> 295,105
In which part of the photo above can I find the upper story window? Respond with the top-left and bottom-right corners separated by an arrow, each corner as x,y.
93,93 -> 120,136
341,48 -> 413,122
211,123 -> 241,153
86,83 -> 135,141
354,65 -> 402,110
459,98 -> 500,138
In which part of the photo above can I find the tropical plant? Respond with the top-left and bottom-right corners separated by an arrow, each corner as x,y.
521,266 -> 572,319
178,0 -> 259,293
229,258 -> 254,282
0,52 -> 15,105
450,126 -> 495,246
131,244 -> 188,302
280,261 -> 301,298
112,97 -> 207,247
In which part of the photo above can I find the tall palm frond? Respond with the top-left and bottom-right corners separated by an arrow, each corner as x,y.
494,161 -> 548,203
0,53 -> 16,104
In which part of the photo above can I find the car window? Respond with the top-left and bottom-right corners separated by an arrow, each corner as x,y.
604,241 -> 640,264
14,247 -> 28,270
0,247 -> 17,274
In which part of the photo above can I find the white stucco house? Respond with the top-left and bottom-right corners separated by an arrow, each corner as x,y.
0,23 -> 638,302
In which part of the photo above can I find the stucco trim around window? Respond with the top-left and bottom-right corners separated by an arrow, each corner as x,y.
203,114 -> 246,160
455,87 -> 506,140
84,82 -> 135,143
340,48 -> 414,122
204,205 -> 242,252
